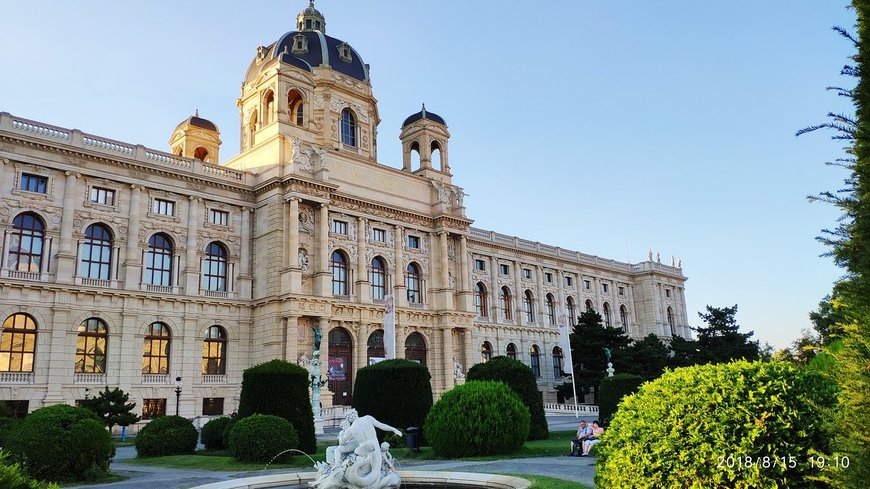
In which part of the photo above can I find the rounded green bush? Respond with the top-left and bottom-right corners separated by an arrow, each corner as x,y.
596,361 -> 837,488
467,356 -> 548,440
228,414 -> 299,463
238,360 -> 315,453
424,381 -> 529,458
135,415 -> 198,457
598,373 -> 645,426
0,417 -> 20,449
222,417 -> 239,449
4,404 -> 114,482
352,359 -> 433,442
201,416 -> 233,451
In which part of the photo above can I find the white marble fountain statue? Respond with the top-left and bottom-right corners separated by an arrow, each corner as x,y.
310,409 -> 402,489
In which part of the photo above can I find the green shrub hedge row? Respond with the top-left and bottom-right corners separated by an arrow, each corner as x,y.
228,414 -> 299,463
467,356 -> 548,440
135,415 -> 198,457
424,380 -> 529,458
201,416 -> 233,451
352,359 -> 433,440
597,373 -> 646,426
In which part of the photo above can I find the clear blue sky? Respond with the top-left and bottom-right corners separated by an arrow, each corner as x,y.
0,1 -> 856,349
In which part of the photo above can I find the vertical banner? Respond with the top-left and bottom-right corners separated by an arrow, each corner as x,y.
384,294 -> 396,359
558,312 -> 574,374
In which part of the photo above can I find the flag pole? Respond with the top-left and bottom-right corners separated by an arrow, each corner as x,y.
558,311 -> 579,418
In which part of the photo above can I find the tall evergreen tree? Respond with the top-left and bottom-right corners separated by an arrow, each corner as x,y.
621,333 -> 670,379
80,386 -> 140,430
567,309 -> 631,402
694,305 -> 760,364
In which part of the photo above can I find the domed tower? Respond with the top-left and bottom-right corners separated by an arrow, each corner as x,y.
230,1 -> 379,172
400,104 -> 451,181
169,111 -> 221,163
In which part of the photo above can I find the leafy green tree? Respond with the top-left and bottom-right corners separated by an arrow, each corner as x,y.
80,386 -> 140,430
809,294 -> 847,344
566,309 -> 631,403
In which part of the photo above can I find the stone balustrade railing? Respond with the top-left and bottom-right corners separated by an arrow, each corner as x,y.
0,112 -> 250,186
543,403 -> 599,416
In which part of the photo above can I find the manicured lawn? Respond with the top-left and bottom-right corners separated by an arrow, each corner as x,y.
393,429 -> 576,461
58,472 -> 129,486
515,474 -> 594,489
123,442 -> 331,471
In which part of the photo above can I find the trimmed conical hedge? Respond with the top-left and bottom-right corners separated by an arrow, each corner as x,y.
467,355 -> 548,440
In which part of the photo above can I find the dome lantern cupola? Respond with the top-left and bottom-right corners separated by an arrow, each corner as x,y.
169,110 -> 221,164
297,1 -> 326,33
400,104 -> 451,180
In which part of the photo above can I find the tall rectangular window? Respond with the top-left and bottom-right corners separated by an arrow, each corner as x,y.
619,286 -> 625,296
584,280 -> 591,290
90,187 -> 115,205
602,283 -> 609,293
474,259 -> 485,271
371,228 -> 386,242
523,269 -> 531,279
141,398 -> 166,419
152,199 -> 175,216
332,220 -> 348,235
20,174 -> 47,193
565,276 -> 573,287
210,209 -> 229,226
545,272 -> 553,283
499,264 -> 510,275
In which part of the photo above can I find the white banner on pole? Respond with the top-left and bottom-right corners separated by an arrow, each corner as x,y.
558,311 -> 574,374
384,294 -> 396,359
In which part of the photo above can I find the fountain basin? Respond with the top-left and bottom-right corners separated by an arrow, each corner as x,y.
189,470 -> 531,489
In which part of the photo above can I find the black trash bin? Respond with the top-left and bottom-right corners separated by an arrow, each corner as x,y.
405,427 -> 420,450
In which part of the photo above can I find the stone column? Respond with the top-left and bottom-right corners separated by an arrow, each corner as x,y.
281,198 -> 301,294
438,232 -> 452,309
55,171 -> 79,283
316,204 -> 330,296
238,208 -> 253,298
285,316 -> 299,367
513,261 -> 523,325
463,328 -> 475,370
535,265 -> 545,325
441,326 -> 455,394
593,277 -> 602,312
118,308 -> 139,392
393,226 -> 405,307
43,306 -> 72,404
184,197 -> 201,295
627,284 -> 639,337
458,236 -> 470,289
489,256 -> 499,322
356,217 -> 368,302
123,185 -> 143,290
556,270 -> 566,315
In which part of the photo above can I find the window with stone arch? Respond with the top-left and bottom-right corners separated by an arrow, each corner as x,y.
523,290 -> 535,323
75,318 -> 107,373
546,293 -> 556,325
566,296 -> 576,326
201,241 -> 228,292
370,257 -> 387,300
367,329 -> 385,364
667,306 -> 676,335
193,147 -> 209,162
480,341 -> 492,362
474,282 -> 488,318
8,212 -> 45,273
330,250 -> 349,296
247,110 -> 258,147
145,233 -> 174,286
404,332 -> 427,365
0,313 -> 37,372
288,90 -> 304,126
530,344 -> 541,378
603,302 -> 612,327
585,299 -> 594,312
506,342 -> 517,360
406,262 -> 422,304
202,325 -> 227,375
340,108 -> 357,147
142,322 -> 171,374
409,141 -> 421,169
552,346 -> 563,380
500,286 -> 513,320
80,223 -> 113,280
263,90 -> 275,125
431,140 -> 443,170
620,305 -> 629,332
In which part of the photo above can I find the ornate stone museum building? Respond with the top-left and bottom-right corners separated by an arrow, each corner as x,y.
0,3 -> 688,419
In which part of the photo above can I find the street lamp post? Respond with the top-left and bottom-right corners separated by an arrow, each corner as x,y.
174,376 -> 182,416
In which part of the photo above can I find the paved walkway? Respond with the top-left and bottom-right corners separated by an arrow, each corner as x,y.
68,415 -> 598,489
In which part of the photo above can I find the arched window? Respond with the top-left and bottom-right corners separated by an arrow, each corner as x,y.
552,346 -> 563,380
406,262 -> 422,304
145,233 -> 173,286
142,322 -> 171,374
75,318 -> 107,373
474,282 -> 488,318
500,286 -> 513,320
8,213 -> 45,273
405,332 -> 427,365
409,141 -> 421,169
328,327 -> 354,405
566,297 -> 576,326
506,342 -> 517,360
546,293 -> 556,325
620,305 -> 629,332
202,325 -> 227,375
193,147 -> 209,162
367,329 -> 385,364
263,91 -> 275,125
530,345 -> 541,378
370,257 -> 387,300
201,242 -> 228,292
585,299 -> 594,312
247,110 -> 258,147
330,250 -> 348,296
523,290 -> 535,323
603,302 -> 612,328
480,341 -> 492,362
80,223 -> 112,280
340,108 -> 357,146
0,313 -> 37,372
667,307 -> 676,335
431,141 -> 443,170
288,90 -> 304,126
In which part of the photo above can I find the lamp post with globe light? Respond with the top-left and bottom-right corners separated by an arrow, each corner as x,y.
175,376 -> 182,416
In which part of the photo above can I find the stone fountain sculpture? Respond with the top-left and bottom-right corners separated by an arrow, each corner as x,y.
310,409 -> 402,489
